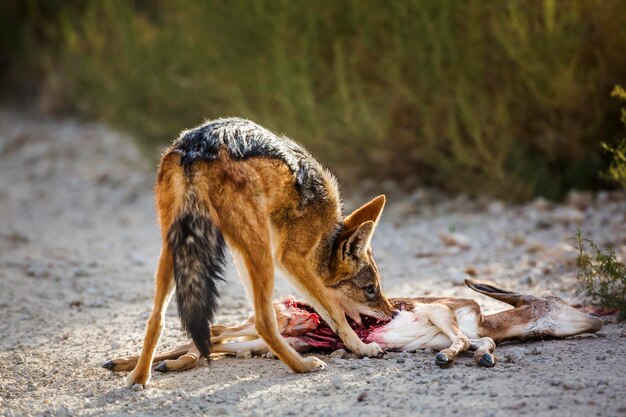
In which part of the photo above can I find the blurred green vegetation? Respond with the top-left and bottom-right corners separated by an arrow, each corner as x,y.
601,86 -> 626,189
2,0 -> 626,199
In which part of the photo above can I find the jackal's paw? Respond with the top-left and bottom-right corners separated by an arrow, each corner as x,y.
300,356 -> 327,373
353,342 -> 384,358
126,369 -> 150,388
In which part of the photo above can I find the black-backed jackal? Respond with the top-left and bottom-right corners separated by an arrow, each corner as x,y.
108,280 -> 602,373
124,118 -> 393,387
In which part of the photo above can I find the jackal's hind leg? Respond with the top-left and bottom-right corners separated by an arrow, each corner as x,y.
126,245 -> 175,387
469,337 -> 497,368
103,343 -> 191,372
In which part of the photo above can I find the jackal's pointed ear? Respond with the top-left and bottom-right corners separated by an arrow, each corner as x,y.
344,195 -> 386,230
341,221 -> 375,259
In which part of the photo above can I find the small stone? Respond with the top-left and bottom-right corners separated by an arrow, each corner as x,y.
439,231 -> 471,249
329,349 -> 347,359
212,406 -> 229,415
236,350 -> 252,359
511,234 -> 526,246
404,359 -> 415,368
175,388 -> 188,398
111,342 -> 121,350
504,348 -> 526,363
563,381 -> 585,391
330,374 -> 344,389
265,351 -> 275,359
357,391 -> 368,402
13,353 -> 26,364
595,355 -> 606,361
25,263 -> 48,278
551,208 -> 585,224
73,268 -> 90,277
84,390 -> 94,398
531,346 -> 542,355
329,358 -> 346,366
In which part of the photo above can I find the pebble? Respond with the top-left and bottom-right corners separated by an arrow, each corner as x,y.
550,208 -> 585,224
13,353 -> 26,364
563,381 -> 585,391
25,263 -> 48,278
439,231 -> 471,249
236,350 -> 252,359
329,358 -> 346,366
265,351 -> 275,359
404,359 -> 416,368
330,374 -> 344,389
531,346 -> 542,355
213,406 -> 229,415
111,341 -> 121,350
329,349 -> 347,359
73,268 -> 90,277
357,390 -> 368,402
504,348 -> 526,363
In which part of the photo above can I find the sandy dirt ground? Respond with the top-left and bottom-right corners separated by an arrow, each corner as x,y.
1,109 -> 625,417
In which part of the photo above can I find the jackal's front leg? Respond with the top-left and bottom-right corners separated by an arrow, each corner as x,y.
126,245 -> 175,387
280,254 -> 382,359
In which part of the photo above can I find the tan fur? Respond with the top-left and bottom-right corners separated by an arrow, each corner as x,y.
125,146 -> 392,387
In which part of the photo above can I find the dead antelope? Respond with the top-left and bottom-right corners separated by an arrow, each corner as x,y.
105,279 -> 603,373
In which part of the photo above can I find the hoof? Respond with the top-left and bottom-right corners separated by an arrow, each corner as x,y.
478,353 -> 496,368
435,352 -> 453,368
154,362 -> 168,373
102,360 -> 114,370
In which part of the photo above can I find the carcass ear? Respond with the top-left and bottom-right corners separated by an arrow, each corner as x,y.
344,195 -> 386,230
341,221 -> 375,259
465,279 -> 530,307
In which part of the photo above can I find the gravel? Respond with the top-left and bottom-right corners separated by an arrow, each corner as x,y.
1,109 -> 625,417
503,347 -> 527,363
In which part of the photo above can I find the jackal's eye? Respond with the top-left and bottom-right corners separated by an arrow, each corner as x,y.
364,285 -> 375,298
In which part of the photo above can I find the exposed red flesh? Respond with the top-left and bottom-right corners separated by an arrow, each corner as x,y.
280,299 -> 390,351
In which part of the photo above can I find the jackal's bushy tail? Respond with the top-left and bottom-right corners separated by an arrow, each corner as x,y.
167,208 -> 226,358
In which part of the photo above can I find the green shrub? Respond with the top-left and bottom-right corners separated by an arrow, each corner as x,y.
575,230 -> 626,321
600,86 -> 626,189
6,1 -> 626,199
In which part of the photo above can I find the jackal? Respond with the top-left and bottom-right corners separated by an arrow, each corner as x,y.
125,118 -> 393,387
